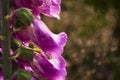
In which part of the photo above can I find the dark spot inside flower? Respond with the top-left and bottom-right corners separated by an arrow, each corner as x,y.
44,52 -> 52,60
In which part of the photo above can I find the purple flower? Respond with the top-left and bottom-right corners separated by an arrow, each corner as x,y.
19,52 -> 67,80
11,0 -> 39,16
28,18 -> 67,56
14,18 -> 67,56
31,53 -> 67,80
12,0 -> 61,19
17,50 -> 67,80
13,18 -> 67,79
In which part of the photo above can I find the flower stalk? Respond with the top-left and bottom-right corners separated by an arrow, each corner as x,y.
0,0 -> 12,80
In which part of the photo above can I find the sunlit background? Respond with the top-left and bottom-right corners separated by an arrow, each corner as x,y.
42,0 -> 120,80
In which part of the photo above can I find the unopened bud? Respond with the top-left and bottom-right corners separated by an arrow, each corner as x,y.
12,8 -> 34,29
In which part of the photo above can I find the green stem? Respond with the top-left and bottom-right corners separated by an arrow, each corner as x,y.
0,0 -> 12,80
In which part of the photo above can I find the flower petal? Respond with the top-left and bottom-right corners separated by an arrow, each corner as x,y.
31,53 -> 67,80
12,0 -> 39,15
38,0 -> 61,19
12,0 -> 61,18
52,0 -> 61,5
28,18 -> 67,56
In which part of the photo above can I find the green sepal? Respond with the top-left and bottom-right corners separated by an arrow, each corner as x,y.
12,8 -> 35,29
17,70 -> 31,80
10,69 -> 32,80
20,47 -> 35,61
10,46 -> 35,61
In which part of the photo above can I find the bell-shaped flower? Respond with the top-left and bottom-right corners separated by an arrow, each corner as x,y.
12,0 -> 61,19
13,17 -> 67,56
27,18 -> 67,56
11,7 -> 67,56
31,53 -> 67,80
19,52 -> 67,80
15,46 -> 67,80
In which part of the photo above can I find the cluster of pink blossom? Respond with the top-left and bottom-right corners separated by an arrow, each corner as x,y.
0,0 -> 67,80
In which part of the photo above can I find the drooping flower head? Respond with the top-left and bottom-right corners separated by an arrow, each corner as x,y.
13,16 -> 67,56
28,18 -> 67,56
12,0 -> 61,19
18,52 -> 67,80
31,53 -> 67,80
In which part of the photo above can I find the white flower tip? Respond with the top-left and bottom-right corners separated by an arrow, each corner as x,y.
53,14 -> 60,20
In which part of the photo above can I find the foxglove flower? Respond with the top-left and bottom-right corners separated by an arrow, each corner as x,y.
14,17 -> 67,56
28,18 -> 67,56
31,53 -> 67,80
12,0 -> 61,19
19,52 -> 67,80
12,0 -> 38,15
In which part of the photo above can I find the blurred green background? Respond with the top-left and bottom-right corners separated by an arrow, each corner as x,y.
42,0 -> 120,80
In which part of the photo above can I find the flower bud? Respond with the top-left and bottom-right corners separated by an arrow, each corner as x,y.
12,8 -> 35,29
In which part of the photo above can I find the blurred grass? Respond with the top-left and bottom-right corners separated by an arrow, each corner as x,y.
42,0 -> 120,80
